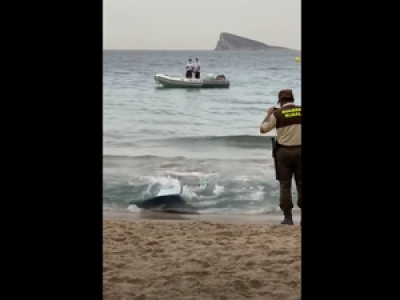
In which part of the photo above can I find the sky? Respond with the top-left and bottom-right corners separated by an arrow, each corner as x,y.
103,0 -> 301,50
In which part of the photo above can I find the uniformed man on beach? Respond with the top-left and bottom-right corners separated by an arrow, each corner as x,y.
259,89 -> 301,225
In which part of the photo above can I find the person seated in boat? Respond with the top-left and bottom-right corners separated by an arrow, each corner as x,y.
193,58 -> 201,79
185,59 -> 194,79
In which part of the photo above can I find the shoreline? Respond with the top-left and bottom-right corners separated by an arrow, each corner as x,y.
103,210 -> 301,224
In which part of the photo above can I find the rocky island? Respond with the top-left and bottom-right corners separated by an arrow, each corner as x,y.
214,32 -> 285,51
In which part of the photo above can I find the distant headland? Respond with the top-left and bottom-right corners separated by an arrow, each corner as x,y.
214,32 -> 287,51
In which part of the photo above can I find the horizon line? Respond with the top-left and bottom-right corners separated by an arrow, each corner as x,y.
103,49 -> 213,51
103,48 -> 300,51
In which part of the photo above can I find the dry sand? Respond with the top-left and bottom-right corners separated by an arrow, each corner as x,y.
103,212 -> 301,300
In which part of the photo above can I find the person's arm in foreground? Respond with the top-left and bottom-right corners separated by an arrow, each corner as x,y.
260,107 -> 277,134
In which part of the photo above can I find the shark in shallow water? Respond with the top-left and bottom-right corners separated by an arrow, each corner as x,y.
128,182 -> 199,214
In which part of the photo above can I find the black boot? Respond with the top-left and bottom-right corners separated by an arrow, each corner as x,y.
281,212 -> 294,225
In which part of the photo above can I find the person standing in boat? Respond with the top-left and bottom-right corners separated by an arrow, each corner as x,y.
193,58 -> 201,79
185,59 -> 194,79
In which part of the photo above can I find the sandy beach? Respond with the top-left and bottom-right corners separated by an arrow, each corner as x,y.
103,212 -> 301,300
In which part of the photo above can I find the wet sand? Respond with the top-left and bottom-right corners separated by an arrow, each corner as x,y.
103,211 -> 301,300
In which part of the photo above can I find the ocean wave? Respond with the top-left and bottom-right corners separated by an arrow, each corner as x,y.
103,154 -> 186,160
154,134 -> 276,149
103,154 -> 269,164
103,175 -> 287,215
103,134 -> 276,158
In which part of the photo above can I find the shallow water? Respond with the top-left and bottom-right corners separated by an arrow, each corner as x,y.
103,49 -> 301,214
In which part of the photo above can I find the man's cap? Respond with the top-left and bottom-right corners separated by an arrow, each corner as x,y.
188,58 -> 192,61
277,89 -> 294,103
195,58 -> 198,60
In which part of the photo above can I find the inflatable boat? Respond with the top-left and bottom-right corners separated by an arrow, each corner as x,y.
154,73 -> 230,88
